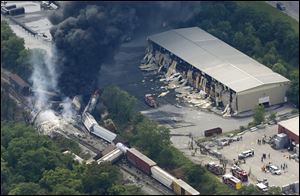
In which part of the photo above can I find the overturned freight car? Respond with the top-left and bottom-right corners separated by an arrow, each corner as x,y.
82,112 -> 116,143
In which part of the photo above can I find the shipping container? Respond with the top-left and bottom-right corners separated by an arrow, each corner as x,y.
204,127 -> 222,137
97,148 -> 123,164
151,166 -> 176,189
172,179 -> 200,195
127,148 -> 156,175
9,7 -> 25,16
5,4 -> 17,10
92,124 -> 116,143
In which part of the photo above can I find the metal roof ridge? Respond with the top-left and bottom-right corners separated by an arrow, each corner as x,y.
173,28 -> 266,85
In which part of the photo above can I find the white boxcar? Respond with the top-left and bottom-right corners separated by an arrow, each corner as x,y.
97,148 -> 123,164
82,112 -> 97,131
92,124 -> 116,143
151,165 -> 176,189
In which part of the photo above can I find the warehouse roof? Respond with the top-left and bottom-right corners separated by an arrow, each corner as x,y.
278,116 -> 299,136
148,27 -> 290,92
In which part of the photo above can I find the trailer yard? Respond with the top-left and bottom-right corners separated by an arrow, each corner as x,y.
176,121 -> 299,190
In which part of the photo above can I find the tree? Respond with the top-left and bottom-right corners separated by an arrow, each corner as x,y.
272,63 -> 287,77
157,146 -> 176,169
108,185 -> 143,195
8,182 -> 46,195
1,158 -> 11,195
269,112 -> 277,122
102,85 -> 137,126
267,186 -> 282,195
253,105 -> 265,125
238,184 -> 261,195
39,168 -> 82,193
82,162 -> 121,195
287,70 -> 299,107
1,21 -> 31,80
132,118 -> 170,159
52,185 -> 81,195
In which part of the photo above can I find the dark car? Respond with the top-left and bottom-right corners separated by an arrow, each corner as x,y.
276,2 -> 286,11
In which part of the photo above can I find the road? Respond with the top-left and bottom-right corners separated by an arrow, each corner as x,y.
266,1 -> 299,22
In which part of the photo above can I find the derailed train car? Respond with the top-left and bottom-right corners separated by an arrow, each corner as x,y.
82,112 -> 116,143
81,110 -> 199,195
97,148 -> 123,164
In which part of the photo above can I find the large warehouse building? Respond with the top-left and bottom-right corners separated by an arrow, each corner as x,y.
278,116 -> 299,144
147,27 -> 290,114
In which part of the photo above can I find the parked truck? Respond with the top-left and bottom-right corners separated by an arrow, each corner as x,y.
222,174 -> 242,190
205,162 -> 225,175
204,127 -> 222,137
230,165 -> 248,182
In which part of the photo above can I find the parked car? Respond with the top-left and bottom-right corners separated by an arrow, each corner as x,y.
256,183 -> 268,192
276,2 -> 286,11
238,149 -> 254,160
269,165 -> 281,175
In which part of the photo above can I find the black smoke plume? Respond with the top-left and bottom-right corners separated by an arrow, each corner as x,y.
49,1 -> 200,96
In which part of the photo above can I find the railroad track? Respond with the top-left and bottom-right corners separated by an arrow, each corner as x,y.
117,162 -> 174,195
66,133 -> 102,155
66,131 -> 173,195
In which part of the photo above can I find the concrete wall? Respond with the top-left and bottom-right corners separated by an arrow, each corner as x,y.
236,82 -> 289,113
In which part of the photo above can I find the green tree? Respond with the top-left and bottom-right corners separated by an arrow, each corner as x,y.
1,21 -> 31,80
1,87 -> 19,122
157,146 -> 176,169
1,158 -> 11,195
82,162 -> 121,195
102,85 -> 137,126
108,184 -> 143,195
132,118 -> 170,159
8,182 -> 46,195
267,186 -> 282,195
272,63 -> 288,77
253,105 -> 265,125
52,185 -> 82,195
238,184 -> 261,195
287,70 -> 299,107
269,112 -> 277,122
39,168 -> 82,193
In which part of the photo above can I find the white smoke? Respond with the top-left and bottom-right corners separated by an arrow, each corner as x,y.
61,97 -> 75,120
30,46 -> 58,111
30,45 -> 76,125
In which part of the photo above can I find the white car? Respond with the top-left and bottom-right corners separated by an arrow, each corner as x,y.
238,149 -> 254,160
256,183 -> 268,192
269,165 -> 281,175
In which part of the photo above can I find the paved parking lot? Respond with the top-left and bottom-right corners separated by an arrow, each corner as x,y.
218,124 -> 299,187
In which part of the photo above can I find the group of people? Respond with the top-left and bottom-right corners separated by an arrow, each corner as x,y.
261,153 -> 271,162
257,135 -> 269,145
281,163 -> 288,170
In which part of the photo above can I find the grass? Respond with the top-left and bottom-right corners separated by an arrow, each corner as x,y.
236,1 -> 299,34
